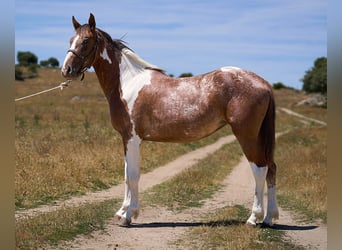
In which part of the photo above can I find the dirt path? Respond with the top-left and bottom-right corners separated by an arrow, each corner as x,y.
55,155 -> 327,250
17,108 -> 327,249
279,107 -> 327,126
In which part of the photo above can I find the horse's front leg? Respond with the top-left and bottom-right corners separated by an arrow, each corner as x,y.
115,136 -> 141,226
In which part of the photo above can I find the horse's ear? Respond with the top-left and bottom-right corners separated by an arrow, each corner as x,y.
88,13 -> 96,31
72,16 -> 81,30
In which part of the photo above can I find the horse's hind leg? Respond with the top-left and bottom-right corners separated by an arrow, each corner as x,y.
228,120 -> 269,226
234,136 -> 279,226
246,159 -> 279,226
227,89 -> 278,226
263,162 -> 279,226
246,161 -> 268,226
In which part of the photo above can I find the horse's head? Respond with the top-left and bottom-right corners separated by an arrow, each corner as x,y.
61,13 -> 98,79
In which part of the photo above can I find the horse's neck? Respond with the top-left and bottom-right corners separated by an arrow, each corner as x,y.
93,40 -> 122,101
93,60 -> 120,101
93,50 -> 133,143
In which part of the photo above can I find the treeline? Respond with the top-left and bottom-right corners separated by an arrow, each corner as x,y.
15,51 -> 60,80
272,57 -> 326,96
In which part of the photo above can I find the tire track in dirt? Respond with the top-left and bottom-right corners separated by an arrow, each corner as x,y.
279,107 -> 327,126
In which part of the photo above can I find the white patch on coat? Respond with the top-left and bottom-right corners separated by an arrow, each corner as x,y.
247,162 -> 268,225
100,47 -> 112,64
221,66 -> 267,89
220,66 -> 241,72
62,35 -> 80,70
119,49 -> 153,115
220,66 -> 244,83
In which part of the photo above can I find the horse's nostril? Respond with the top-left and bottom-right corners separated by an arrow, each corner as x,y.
67,66 -> 72,74
62,65 -> 72,77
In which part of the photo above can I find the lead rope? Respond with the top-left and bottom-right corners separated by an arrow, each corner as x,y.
15,80 -> 73,102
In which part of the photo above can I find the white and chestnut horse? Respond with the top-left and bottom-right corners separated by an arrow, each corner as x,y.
62,14 -> 279,227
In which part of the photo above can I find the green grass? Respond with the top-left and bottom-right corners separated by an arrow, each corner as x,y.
15,199 -> 120,249
142,141 -> 243,211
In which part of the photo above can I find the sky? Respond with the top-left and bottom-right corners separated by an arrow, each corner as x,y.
15,0 -> 326,89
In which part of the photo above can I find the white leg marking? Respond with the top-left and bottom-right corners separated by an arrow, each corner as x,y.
247,162 -> 268,226
263,186 -> 279,226
115,133 -> 141,225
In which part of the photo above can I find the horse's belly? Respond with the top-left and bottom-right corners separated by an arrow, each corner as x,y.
134,111 -> 227,143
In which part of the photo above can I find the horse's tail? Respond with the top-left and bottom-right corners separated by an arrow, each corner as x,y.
259,91 -> 276,165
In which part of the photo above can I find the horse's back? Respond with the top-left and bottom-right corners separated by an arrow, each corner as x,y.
218,66 -> 273,93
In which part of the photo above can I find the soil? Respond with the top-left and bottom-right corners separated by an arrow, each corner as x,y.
16,110 -> 327,250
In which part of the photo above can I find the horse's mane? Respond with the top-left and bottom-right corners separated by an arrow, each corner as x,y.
96,28 -> 165,73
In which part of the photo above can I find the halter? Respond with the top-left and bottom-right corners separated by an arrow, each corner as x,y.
67,35 -> 99,80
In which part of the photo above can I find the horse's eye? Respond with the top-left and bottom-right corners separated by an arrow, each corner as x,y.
82,39 -> 89,46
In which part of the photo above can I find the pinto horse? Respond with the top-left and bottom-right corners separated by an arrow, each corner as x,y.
62,13 -> 279,227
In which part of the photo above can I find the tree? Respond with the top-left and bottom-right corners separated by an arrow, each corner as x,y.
15,65 -> 24,81
16,51 -> 39,80
40,60 -> 49,67
301,57 -> 327,95
273,82 -> 286,90
40,57 -> 60,68
17,51 -> 38,66
179,72 -> 193,78
48,57 -> 59,67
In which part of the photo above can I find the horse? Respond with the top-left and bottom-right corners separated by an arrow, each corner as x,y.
61,13 -> 279,227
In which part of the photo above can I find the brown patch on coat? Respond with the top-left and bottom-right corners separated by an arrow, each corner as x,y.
132,71 -> 228,142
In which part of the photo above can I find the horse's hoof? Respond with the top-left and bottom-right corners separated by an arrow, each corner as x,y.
246,215 -> 257,227
116,216 -> 131,227
246,220 -> 257,227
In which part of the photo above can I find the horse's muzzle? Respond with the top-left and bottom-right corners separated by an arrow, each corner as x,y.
61,65 -> 71,77
61,64 -> 79,79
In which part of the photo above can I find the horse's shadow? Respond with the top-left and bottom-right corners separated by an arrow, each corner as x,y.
270,223 -> 318,231
129,220 -> 318,231
129,219 -> 243,228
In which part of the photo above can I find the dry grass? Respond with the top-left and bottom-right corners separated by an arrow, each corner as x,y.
273,88 -> 327,122
273,88 -> 327,221
276,126 -> 327,222
273,88 -> 307,108
15,199 -> 120,249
